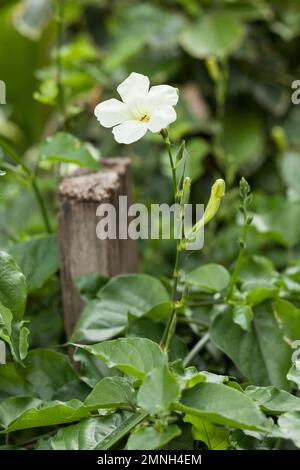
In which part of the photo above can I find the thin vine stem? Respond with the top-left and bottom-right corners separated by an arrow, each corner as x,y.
159,129 -> 184,352
0,137 -> 52,233
56,0 -> 66,128
183,332 -> 210,367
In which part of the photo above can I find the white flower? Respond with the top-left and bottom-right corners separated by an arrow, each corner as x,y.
94,72 -> 178,144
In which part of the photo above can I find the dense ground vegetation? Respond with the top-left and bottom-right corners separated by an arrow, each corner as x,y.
0,0 -> 300,451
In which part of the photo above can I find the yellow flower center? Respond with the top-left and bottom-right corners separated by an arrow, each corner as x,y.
140,114 -> 150,122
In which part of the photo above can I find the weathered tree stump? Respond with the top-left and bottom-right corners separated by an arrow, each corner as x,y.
58,158 -> 138,337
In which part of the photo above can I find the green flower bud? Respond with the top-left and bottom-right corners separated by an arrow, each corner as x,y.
188,178 -> 225,237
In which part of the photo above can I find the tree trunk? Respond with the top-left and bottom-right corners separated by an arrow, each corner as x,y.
58,158 -> 138,337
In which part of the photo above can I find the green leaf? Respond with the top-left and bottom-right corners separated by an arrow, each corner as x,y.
287,365 -> 300,390
0,302 -> 12,336
245,386 -> 300,414
73,347 -> 121,389
50,411 -> 139,450
71,274 -> 169,342
210,303 -> 291,389
274,299 -> 300,341
0,398 -> 90,433
85,377 -> 135,409
39,132 -> 99,170
185,264 -> 230,292
175,366 -> 228,390
245,286 -> 278,306
184,414 -> 229,450
9,235 -> 58,292
232,303 -> 253,331
221,111 -> 264,174
278,411 -> 300,448
239,255 -> 277,284
75,274 -> 108,304
279,150 -> 300,194
177,383 -> 269,431
180,12 -> 245,59
0,348 -> 88,401
137,364 -> 181,415
0,251 -> 27,321
18,326 -> 30,361
127,424 -> 181,450
75,338 -> 167,380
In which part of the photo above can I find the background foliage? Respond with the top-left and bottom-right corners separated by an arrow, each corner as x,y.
0,0 -> 300,451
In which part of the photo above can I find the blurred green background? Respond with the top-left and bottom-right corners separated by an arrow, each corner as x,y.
1,0 -> 300,278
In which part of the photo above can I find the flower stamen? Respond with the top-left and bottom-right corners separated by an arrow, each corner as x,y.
140,114 -> 150,122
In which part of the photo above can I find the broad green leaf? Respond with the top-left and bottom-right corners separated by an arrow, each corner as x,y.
0,398 -> 90,433
184,414 -> 229,450
245,286 -> 278,306
221,111 -> 264,173
239,255 -> 277,284
50,411 -> 138,450
39,132 -> 99,170
127,424 -> 181,450
278,411 -> 300,448
210,303 -> 291,389
73,348 -> 121,389
232,303 -> 253,331
180,12 -> 245,59
75,338 -> 166,380
0,302 -> 12,335
287,365 -> 300,390
9,235 -> 58,291
252,197 -> 300,248
245,386 -> 300,414
72,274 -> 169,342
137,364 -> 180,415
0,397 -> 41,429
185,264 -> 230,292
0,251 -> 27,321
280,150 -> 300,194
177,383 -> 269,431
75,274 -> 108,304
127,317 -> 188,362
273,299 -> 300,341
85,377 -> 135,409
0,348 -> 88,401
177,367 -> 228,390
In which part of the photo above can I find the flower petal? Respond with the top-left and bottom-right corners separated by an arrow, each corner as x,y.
117,72 -> 150,103
147,85 -> 179,108
94,99 -> 128,128
112,120 -> 148,144
148,107 -> 177,133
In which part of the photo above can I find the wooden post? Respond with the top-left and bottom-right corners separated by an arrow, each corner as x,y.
58,158 -> 138,337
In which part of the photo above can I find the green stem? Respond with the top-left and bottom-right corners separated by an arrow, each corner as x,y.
31,179 -> 52,233
226,207 -> 248,300
183,332 -> 210,367
160,243 -> 182,352
56,0 -> 66,128
159,129 -> 184,352
0,137 -> 52,233
100,410 -> 148,450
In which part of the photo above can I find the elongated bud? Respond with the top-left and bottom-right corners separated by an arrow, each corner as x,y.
206,56 -> 221,82
189,178 -> 225,237
181,176 -> 191,205
203,178 -> 225,225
